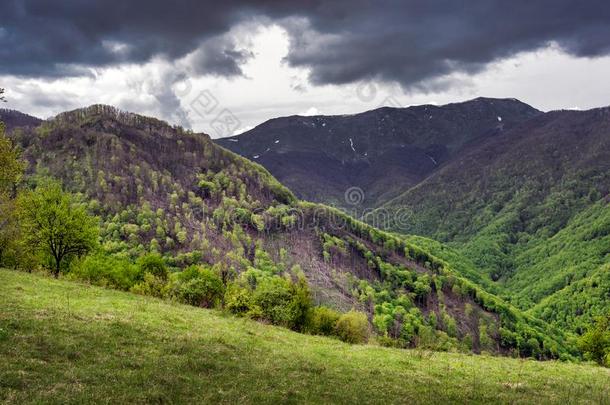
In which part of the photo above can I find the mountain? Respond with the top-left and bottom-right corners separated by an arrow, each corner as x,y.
218,99 -> 610,334
216,98 -> 541,209
378,107 -> 610,333
0,108 -> 42,130
1,105 -> 572,359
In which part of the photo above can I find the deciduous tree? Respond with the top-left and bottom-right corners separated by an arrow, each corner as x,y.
19,181 -> 99,277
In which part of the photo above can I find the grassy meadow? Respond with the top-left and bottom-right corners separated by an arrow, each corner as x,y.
0,269 -> 608,404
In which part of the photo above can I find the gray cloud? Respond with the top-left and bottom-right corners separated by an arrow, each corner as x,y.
279,1 -> 610,89
187,35 -> 254,77
1,0 -> 610,90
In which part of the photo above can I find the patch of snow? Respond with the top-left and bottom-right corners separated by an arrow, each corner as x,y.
274,140 -> 280,143
228,139 -> 238,142
322,123 -> 326,127
253,155 -> 260,159
429,115 -> 433,119
265,148 -> 270,152
426,155 -> 438,165
497,116 -> 502,122
349,138 -> 356,152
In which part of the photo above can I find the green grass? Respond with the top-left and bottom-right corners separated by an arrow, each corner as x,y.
0,269 -> 608,404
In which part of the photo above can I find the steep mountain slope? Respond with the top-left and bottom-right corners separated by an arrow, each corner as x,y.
378,107 -> 610,332
217,98 -> 540,209
2,105 -> 572,358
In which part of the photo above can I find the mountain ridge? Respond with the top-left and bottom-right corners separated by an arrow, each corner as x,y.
216,97 -> 541,209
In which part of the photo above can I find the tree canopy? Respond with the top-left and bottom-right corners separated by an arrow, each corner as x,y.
19,181 -> 99,277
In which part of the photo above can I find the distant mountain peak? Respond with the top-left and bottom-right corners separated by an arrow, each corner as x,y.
47,104 -> 206,141
53,104 -> 172,129
216,97 -> 542,208
0,108 -> 42,130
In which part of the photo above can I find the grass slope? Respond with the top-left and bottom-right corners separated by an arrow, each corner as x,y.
1,269 -> 608,404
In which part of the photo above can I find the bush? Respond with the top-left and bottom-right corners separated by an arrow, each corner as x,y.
137,253 -> 168,280
306,306 -> 340,336
171,265 -> 225,308
70,253 -> 139,290
225,284 -> 256,316
578,315 -> 610,366
131,273 -> 168,298
289,276 -> 311,331
334,310 -> 370,344
253,277 -> 295,326
252,276 -> 311,330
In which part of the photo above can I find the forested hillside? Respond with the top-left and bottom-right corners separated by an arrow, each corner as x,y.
378,107 -> 610,333
0,106 -> 575,359
215,99 -> 609,336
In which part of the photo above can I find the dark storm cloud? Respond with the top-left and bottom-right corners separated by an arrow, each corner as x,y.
2,0 -> 610,89
280,0 -> 610,88
188,36 -> 255,77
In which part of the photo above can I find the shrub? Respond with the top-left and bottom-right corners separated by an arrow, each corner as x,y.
306,306 -> 340,336
171,265 -> 225,308
131,273 -> 168,298
176,277 -> 223,308
253,277 -> 295,326
137,253 -> 168,280
70,253 -> 139,290
289,276 -> 312,331
578,315 -> 610,366
252,276 -> 311,330
225,284 -> 256,316
334,310 -> 370,344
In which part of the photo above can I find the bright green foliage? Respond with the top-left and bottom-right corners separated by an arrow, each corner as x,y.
69,253 -> 140,290
18,181 -> 99,277
130,273 -> 168,298
251,214 -> 265,232
252,276 -> 311,330
346,232 -> 573,358
225,283 -> 257,316
170,265 -> 225,308
321,233 -> 348,263
335,310 -> 370,344
578,314 -> 610,366
253,247 -> 279,274
306,306 -> 341,336
137,253 -> 168,280
380,133 -> 610,334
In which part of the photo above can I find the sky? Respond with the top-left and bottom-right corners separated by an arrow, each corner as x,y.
1,1 -> 610,138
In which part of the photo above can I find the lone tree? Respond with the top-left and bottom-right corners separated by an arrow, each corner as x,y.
20,181 -> 99,277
